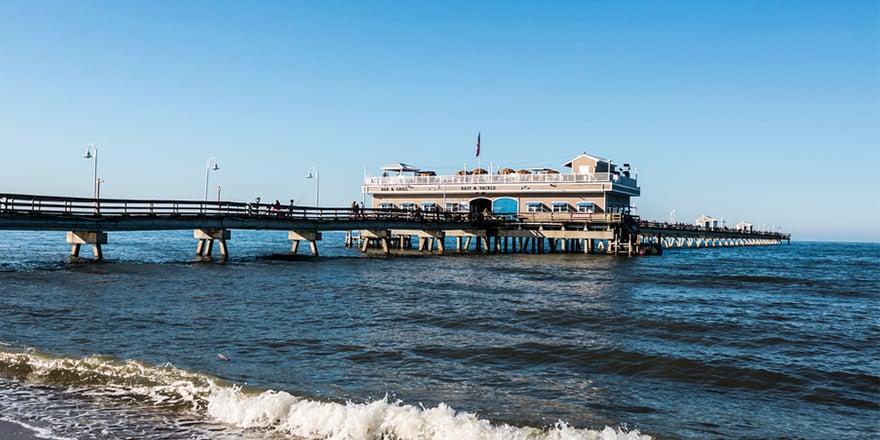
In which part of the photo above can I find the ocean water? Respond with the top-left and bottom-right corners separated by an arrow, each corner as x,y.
0,230 -> 876,439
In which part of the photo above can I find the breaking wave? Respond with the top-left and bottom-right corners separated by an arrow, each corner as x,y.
0,345 -> 651,440
0,343 -> 216,411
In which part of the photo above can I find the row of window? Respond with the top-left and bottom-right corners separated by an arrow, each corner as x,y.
527,201 -> 595,213
379,202 -> 468,212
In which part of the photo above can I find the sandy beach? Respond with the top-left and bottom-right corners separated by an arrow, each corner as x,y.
0,420 -> 41,439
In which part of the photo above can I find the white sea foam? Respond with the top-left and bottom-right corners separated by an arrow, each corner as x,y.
207,386 -> 651,440
0,347 -> 217,411
1,346 -> 651,440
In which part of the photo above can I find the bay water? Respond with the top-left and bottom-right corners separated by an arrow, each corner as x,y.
0,230 -> 876,439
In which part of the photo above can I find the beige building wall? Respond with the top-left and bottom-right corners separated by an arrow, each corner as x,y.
366,153 -> 637,215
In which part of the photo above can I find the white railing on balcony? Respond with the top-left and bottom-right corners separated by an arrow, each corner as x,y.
364,172 -> 638,188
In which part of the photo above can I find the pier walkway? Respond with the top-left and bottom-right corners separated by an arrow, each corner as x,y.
0,193 -> 790,260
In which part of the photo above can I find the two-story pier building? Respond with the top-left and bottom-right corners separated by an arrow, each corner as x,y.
363,153 -> 640,219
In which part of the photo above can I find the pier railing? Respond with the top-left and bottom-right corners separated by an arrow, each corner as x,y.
0,193 -> 484,223
365,172 -> 638,188
636,219 -> 791,240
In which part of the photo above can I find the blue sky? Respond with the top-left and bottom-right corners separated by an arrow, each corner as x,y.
0,1 -> 877,242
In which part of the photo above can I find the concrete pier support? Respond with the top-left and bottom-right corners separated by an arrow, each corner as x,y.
344,231 -> 358,248
411,230 -> 445,253
67,231 -> 108,260
360,230 -> 390,255
289,231 -> 322,256
440,229 -> 485,254
195,229 -> 230,258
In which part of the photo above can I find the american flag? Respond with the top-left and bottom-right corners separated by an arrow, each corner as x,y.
476,132 -> 481,157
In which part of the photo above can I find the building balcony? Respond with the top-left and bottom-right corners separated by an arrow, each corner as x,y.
364,172 -> 638,190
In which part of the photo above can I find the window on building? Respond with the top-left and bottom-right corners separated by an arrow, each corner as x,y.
551,202 -> 570,213
577,201 -> 594,213
526,201 -> 545,213
492,197 -> 518,214
379,202 -> 395,209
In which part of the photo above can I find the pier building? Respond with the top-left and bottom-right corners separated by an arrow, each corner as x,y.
362,153 -> 640,220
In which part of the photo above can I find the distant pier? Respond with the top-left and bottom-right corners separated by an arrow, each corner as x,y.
0,193 -> 790,261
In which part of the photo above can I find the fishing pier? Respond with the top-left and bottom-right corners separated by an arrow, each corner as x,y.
0,193 -> 789,260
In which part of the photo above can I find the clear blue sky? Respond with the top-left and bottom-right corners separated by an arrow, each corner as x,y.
0,1 -> 877,242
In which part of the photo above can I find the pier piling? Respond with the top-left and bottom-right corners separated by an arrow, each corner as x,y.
67,231 -> 107,260
194,229 -> 230,258
289,231 -> 322,256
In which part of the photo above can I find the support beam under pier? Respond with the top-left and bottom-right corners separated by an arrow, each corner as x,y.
289,231 -> 322,256
359,230 -> 390,255
195,229 -> 230,258
67,231 -> 108,260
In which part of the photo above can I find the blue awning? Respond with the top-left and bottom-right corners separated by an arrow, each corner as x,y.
421,202 -> 437,207
379,203 -> 395,208
552,201 -> 569,207
577,201 -> 594,207
526,201 -> 543,207
400,202 -> 415,208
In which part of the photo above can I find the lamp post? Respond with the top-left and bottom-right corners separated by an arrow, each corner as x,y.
306,166 -> 319,206
204,157 -> 219,202
83,144 -> 99,199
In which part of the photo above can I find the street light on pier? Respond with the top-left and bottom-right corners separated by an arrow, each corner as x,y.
83,144 -> 99,199
204,157 -> 219,202
306,167 -> 319,206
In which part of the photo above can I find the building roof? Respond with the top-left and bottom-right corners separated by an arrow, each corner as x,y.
380,163 -> 420,173
527,167 -> 559,174
563,152 -> 609,168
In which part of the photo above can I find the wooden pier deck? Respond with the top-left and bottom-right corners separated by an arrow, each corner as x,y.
0,193 -> 790,260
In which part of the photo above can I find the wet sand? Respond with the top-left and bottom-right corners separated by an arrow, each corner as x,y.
0,420 -> 41,439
